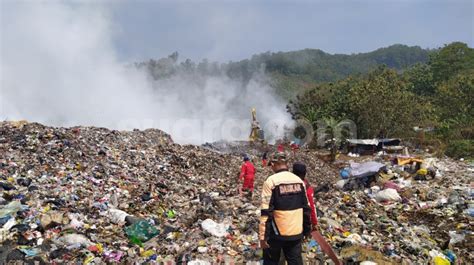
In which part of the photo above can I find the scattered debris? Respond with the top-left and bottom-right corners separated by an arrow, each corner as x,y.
0,121 -> 472,263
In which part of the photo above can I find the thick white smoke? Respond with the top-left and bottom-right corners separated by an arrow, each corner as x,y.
0,2 -> 292,144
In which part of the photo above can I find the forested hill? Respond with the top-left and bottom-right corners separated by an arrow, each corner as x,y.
137,44 -> 432,99
237,44 -> 431,82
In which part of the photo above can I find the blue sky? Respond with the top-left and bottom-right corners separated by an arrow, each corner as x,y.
107,0 -> 473,62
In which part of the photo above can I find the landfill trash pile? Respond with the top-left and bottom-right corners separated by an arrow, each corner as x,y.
0,121 -> 254,263
202,140 -> 259,155
0,121 -> 472,264
319,153 -> 473,264
202,141 -> 340,184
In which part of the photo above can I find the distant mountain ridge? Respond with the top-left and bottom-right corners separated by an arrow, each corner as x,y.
231,44 -> 432,83
136,44 -> 433,99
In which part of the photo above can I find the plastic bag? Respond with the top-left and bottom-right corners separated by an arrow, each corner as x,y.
103,251 -> 124,262
106,208 -> 129,224
0,201 -> 22,218
335,180 -> 347,190
448,231 -> 465,244
0,218 -> 16,243
201,219 -> 229,237
465,206 -> 474,217
433,256 -> 450,265
19,247 -> 40,257
125,220 -> 159,243
375,188 -> 401,202
58,233 -> 91,247
383,181 -> 400,191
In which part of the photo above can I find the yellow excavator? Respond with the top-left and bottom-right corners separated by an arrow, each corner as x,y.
249,108 -> 265,143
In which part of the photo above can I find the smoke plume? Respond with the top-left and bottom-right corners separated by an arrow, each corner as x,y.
0,2 -> 291,144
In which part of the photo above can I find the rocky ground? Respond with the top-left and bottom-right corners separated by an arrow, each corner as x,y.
0,121 -> 472,264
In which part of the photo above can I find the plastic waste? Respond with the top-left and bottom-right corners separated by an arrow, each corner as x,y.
83,255 -> 95,264
103,251 -> 124,262
307,239 -> 322,254
18,247 -> 40,257
197,246 -> 208,253
166,209 -> 176,219
40,211 -> 65,228
0,215 -> 12,227
345,233 -> 366,244
140,249 -> 155,257
201,219 -> 229,237
88,243 -> 104,253
0,182 -> 16,191
465,205 -> 474,217
360,262 -> 377,265
68,213 -> 85,229
448,231 -> 465,245
335,179 -> 347,190
370,186 -> 381,194
416,168 -> 428,175
348,161 -> 385,178
1,120 -> 472,263
4,219 -> 17,232
383,181 -> 400,191
125,220 -> 159,243
0,201 -> 22,218
448,191 -> 461,204
443,250 -> 456,264
339,169 -> 350,179
0,218 -> 16,242
375,188 -> 401,202
125,215 -> 146,226
128,235 -> 144,247
57,233 -> 92,247
433,256 -> 450,265
106,208 -> 129,224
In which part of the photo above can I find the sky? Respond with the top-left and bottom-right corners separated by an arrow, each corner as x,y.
107,0 -> 474,62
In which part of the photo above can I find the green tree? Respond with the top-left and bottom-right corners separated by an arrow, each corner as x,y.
436,71 -> 474,129
430,42 -> 474,83
348,67 -> 432,138
404,63 -> 435,96
287,88 -> 331,126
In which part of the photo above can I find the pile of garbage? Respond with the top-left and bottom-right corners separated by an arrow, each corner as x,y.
321,153 -> 473,264
0,121 -> 254,263
202,140 -> 259,155
0,121 -> 472,264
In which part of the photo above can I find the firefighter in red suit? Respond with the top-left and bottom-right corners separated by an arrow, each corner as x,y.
292,162 -> 319,229
240,155 -> 256,198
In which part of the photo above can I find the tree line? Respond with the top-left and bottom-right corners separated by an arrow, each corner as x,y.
287,42 -> 473,158
136,42 -> 472,158
136,44 -> 431,85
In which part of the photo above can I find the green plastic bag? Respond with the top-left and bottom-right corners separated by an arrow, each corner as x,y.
125,221 -> 159,243
128,235 -> 143,247
166,210 -> 176,219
